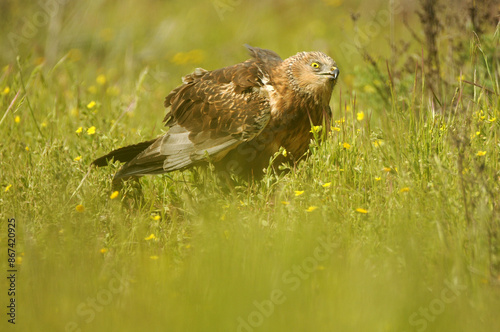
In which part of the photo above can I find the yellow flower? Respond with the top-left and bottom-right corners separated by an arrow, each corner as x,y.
331,126 -> 341,132
14,116 -> 20,123
25,146 -> 29,152
383,167 -> 392,172
75,127 -> 83,134
335,117 -> 345,124
310,125 -> 322,133
281,201 -> 290,205
488,117 -> 496,123
294,190 -> 304,196
86,126 -> 96,135
144,233 -> 156,241
75,204 -> 85,212
110,191 -> 119,199
306,206 -> 318,212
100,248 -> 108,254
356,111 -> 364,121
355,208 -> 368,214
41,121 -> 47,127
5,184 -> 12,192
342,142 -> 351,149
476,151 -> 487,156
86,100 -> 96,109
399,187 -> 410,193
457,74 -> 465,82
475,131 -> 480,136
375,177 -> 381,181
74,156 -> 82,161
322,182 -> 331,188
282,148 -> 287,157
150,255 -> 159,260
96,74 -> 107,85
2,86 -> 10,95
151,215 -> 161,221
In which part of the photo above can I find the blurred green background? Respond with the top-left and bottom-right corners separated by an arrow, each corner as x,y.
1,0 -> 500,331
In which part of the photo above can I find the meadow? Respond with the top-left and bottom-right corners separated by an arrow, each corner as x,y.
1,0 -> 499,331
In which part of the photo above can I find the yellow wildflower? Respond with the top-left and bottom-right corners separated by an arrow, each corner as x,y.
110,191 -> 119,199
322,182 -> 331,188
400,187 -> 410,193
100,248 -> 108,254
383,167 -> 392,172
294,190 -> 304,196
282,148 -> 287,157
14,116 -> 20,123
75,204 -> 85,212
86,100 -> 96,109
5,184 -> 12,192
342,142 -> 350,149
96,74 -> 107,85
355,208 -> 368,214
281,201 -> 290,205
476,151 -> 487,156
75,127 -> 83,134
74,156 -> 82,161
332,126 -> 341,132
2,86 -> 10,95
150,255 -> 159,260
41,121 -> 47,127
25,146 -> 29,152
310,125 -> 322,133
151,215 -> 161,221
87,126 -> 96,135
144,234 -> 156,241
356,111 -> 364,121
488,117 -> 496,123
335,117 -> 345,124
306,206 -> 318,212
375,177 -> 381,181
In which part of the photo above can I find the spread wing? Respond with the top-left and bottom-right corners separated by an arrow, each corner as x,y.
114,46 -> 283,179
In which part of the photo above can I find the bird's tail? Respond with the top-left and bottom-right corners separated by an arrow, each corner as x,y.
92,139 -> 157,167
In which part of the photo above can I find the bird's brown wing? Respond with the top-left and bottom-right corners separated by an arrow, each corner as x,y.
114,47 -> 282,179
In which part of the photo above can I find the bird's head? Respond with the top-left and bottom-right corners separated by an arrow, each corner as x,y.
285,51 -> 339,102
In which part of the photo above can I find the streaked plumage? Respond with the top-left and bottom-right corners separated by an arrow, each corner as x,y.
92,45 -> 339,181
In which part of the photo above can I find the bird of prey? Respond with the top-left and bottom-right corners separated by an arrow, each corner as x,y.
92,45 -> 339,182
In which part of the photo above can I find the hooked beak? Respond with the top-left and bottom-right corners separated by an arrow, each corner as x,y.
320,67 -> 339,80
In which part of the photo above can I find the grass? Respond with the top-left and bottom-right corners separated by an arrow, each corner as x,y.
1,0 -> 500,331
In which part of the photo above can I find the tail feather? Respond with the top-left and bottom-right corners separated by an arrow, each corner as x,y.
92,139 -> 157,167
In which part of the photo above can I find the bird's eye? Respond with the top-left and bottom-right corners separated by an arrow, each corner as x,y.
311,62 -> 320,69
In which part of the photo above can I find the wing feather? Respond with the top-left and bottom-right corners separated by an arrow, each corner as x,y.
115,49 -> 282,179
